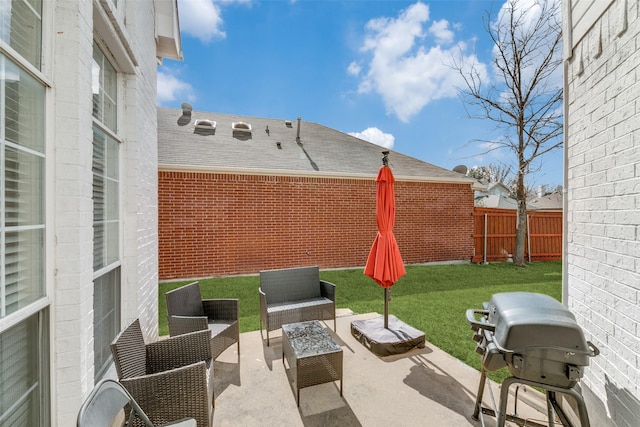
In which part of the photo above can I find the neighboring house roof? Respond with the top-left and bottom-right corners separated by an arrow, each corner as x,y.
475,194 -> 519,209
485,181 -> 512,197
528,191 -> 563,211
157,107 -> 478,184
474,180 -> 516,208
474,190 -> 564,211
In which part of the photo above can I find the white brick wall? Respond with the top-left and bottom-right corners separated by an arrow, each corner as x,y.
565,0 -> 640,425
51,0 -> 162,425
52,1 -> 96,424
121,0 -> 160,340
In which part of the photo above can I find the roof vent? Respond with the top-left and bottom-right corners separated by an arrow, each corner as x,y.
285,120 -> 292,128
195,119 -> 216,130
181,103 -> 192,116
453,164 -> 468,175
232,121 -> 252,133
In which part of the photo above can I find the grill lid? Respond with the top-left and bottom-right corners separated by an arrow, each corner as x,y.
487,292 -> 591,354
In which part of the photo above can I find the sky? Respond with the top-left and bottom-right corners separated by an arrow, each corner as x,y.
158,0 -> 564,188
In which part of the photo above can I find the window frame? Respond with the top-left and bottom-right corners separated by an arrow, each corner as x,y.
0,17 -> 51,329
91,41 -> 123,383
0,1 -> 51,425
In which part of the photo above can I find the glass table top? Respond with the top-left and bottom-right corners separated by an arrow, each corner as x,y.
282,320 -> 341,358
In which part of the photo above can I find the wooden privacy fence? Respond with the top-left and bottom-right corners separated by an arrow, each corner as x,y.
472,208 -> 562,263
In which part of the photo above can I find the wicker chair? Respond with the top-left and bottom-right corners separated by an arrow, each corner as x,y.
110,319 -> 214,427
165,282 -> 239,360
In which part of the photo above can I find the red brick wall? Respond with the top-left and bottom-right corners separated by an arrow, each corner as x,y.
158,171 -> 474,280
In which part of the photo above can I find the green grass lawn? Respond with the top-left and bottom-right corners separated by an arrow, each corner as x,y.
159,261 -> 562,383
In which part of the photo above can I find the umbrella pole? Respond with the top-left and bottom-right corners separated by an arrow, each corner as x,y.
384,288 -> 389,329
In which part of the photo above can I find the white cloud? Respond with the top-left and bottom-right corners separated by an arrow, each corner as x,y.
347,61 -> 361,76
157,68 -> 196,105
349,127 -> 395,149
177,0 -> 226,43
355,2 -> 488,123
428,19 -> 454,45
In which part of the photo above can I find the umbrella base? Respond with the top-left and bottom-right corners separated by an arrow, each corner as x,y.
350,315 -> 425,357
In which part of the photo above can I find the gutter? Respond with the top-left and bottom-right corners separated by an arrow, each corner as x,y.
158,164 -> 479,186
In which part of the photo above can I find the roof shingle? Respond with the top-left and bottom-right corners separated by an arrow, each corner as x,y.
157,107 -> 475,183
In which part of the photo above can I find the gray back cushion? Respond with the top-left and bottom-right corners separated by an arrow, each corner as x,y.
165,282 -> 206,317
260,266 -> 320,304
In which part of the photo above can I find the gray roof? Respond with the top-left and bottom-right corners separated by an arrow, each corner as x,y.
528,191 -> 563,211
157,107 -> 476,183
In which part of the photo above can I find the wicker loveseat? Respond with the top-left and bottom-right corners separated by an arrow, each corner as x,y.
259,266 -> 336,345
110,319 -> 214,427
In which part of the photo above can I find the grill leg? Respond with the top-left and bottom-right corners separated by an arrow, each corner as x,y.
472,368 -> 488,420
496,376 -> 520,427
568,387 -> 591,427
548,388 -> 591,427
496,377 -> 591,427
546,390 -> 556,427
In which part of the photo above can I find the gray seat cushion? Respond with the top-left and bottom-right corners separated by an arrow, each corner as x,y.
267,297 -> 333,313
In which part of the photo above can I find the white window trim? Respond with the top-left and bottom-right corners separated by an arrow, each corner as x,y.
0,296 -> 50,333
94,0 -> 137,73
0,42 -> 53,88
0,43 -> 50,330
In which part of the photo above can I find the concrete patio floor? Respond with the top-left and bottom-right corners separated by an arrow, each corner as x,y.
210,310 -> 549,426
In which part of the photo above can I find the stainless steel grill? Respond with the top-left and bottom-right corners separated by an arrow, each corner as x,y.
467,292 -> 599,427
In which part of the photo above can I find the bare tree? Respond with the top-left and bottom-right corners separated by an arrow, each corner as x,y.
454,0 -> 563,266
468,163 -> 512,184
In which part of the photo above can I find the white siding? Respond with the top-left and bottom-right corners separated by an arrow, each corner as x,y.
564,0 -> 640,425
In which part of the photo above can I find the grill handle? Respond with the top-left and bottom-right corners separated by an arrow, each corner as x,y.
466,309 -> 496,332
587,341 -> 600,357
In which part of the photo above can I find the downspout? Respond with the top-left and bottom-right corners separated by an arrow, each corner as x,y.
562,59 -> 569,306
561,0 -> 573,307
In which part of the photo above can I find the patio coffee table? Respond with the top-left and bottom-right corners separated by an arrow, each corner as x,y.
282,320 -> 343,407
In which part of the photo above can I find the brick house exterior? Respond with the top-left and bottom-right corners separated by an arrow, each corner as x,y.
563,0 -> 640,425
158,108 -> 477,280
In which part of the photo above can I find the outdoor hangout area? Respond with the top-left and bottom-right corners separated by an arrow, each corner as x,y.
202,309 -> 550,426
78,260 -> 605,427
81,152 -> 588,427
113,260 -> 590,427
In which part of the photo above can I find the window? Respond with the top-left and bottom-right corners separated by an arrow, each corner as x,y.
0,55 -> 46,317
0,311 -> 49,425
0,0 -> 42,69
92,43 -> 120,381
92,127 -> 119,271
0,3 -> 48,422
92,44 -> 117,132
93,267 -> 120,378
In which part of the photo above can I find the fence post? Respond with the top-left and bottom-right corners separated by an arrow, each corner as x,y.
527,214 -> 531,263
483,213 -> 488,264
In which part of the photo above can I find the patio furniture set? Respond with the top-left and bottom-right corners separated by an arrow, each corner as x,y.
77,266 -> 341,426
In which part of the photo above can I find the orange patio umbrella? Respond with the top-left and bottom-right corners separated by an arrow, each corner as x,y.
364,152 -> 406,328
